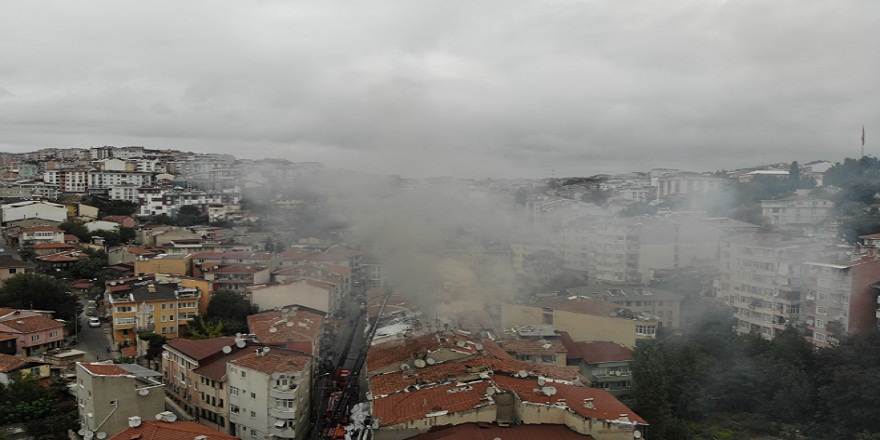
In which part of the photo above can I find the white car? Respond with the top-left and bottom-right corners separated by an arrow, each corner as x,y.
88,317 -> 101,328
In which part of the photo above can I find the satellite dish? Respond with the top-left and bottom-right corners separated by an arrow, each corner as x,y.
286,321 -> 294,327
272,372 -> 281,379
155,413 -> 163,420
425,357 -> 436,365
78,429 -> 86,436
456,341 -> 467,348
84,431 -> 94,440
138,388 -> 150,396
486,387 -> 496,396
475,343 -> 483,351
222,346 -> 232,354
542,386 -> 557,396
537,376 -> 546,386
97,433 -> 107,439
289,311 -> 297,317
235,339 -> 246,348
110,281 -> 117,286
634,430 -> 642,438
269,327 -> 278,333
263,347 -> 271,354
166,413 -> 177,422
518,370 -> 527,378
414,359 -> 426,368
400,363 -> 410,370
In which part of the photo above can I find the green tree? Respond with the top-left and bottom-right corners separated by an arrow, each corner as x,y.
0,274 -> 77,321
207,290 -> 255,323
184,316 -> 229,339
57,219 -> 90,242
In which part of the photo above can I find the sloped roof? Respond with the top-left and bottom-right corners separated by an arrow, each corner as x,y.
229,349 -> 311,375
107,420 -> 237,440
500,339 -> 567,356
561,339 -> 632,363
412,422 -> 595,440
0,353 -> 30,372
0,315 -> 64,333
247,306 -> 324,346
165,337 -> 237,362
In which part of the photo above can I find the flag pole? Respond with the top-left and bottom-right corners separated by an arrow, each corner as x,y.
862,125 -> 866,157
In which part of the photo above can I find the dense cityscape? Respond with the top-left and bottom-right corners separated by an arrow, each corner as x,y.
1,146 -> 880,439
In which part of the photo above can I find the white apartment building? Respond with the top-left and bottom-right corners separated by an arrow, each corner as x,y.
761,192 -> 834,227
227,349 -> 312,440
717,232 -> 831,340
89,171 -> 153,191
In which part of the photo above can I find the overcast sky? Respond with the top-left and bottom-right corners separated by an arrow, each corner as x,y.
1,1 -> 877,179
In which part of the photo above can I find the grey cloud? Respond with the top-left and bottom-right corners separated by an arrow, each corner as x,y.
0,0 -> 877,178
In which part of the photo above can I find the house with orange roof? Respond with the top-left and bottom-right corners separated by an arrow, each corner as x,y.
107,418 -> 238,440
162,336 -> 238,421
0,352 -> 50,384
227,348 -> 313,440
76,361 -> 165,439
106,245 -> 163,265
364,330 -> 645,440
247,305 -> 326,356
30,241 -> 77,256
560,334 -> 634,398
501,296 -> 658,348
0,313 -> 66,356
34,248 -> 90,272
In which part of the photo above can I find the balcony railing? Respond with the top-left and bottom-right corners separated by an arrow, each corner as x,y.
269,426 -> 296,439
270,387 -> 297,400
269,407 -> 296,419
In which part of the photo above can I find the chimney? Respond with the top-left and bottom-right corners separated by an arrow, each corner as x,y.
128,416 -> 141,427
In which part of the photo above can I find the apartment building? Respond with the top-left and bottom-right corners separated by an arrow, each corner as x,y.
801,237 -> 880,347
227,348 -> 313,440
761,192 -> 834,227
162,336 -> 238,422
567,284 -> 685,329
501,296 -> 657,348
75,362 -> 165,440
717,232 -> 830,340
107,279 -> 203,346
202,263 -> 271,293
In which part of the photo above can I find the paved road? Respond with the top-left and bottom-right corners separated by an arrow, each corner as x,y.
72,301 -> 115,361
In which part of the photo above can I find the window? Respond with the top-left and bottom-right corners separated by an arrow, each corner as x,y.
251,392 -> 256,399
31,335 -> 40,342
116,306 -> 133,313
230,404 -> 240,414
9,268 -> 15,274
250,410 -> 256,418
230,387 -> 239,396
277,399 -> 296,409
816,306 -> 827,315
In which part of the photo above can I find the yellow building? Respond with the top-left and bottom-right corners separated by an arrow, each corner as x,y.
500,296 -> 658,348
107,277 -> 204,347
134,253 -> 193,277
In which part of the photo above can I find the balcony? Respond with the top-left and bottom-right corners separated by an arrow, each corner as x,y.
270,386 -> 297,400
269,426 -> 296,439
269,407 -> 296,419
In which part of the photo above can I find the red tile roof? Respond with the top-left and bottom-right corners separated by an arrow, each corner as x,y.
31,242 -> 75,250
0,353 -> 29,372
563,341 -> 632,363
247,307 -> 324,346
22,226 -> 62,233
107,420 -> 237,440
229,349 -> 311,375
78,363 -> 131,376
413,423 -> 595,440
165,337 -> 237,362
499,339 -> 567,356
0,315 -> 64,333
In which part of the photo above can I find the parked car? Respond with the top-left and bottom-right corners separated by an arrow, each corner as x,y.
88,317 -> 101,328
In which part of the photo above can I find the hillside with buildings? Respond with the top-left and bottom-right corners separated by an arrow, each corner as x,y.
0,147 -> 879,439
